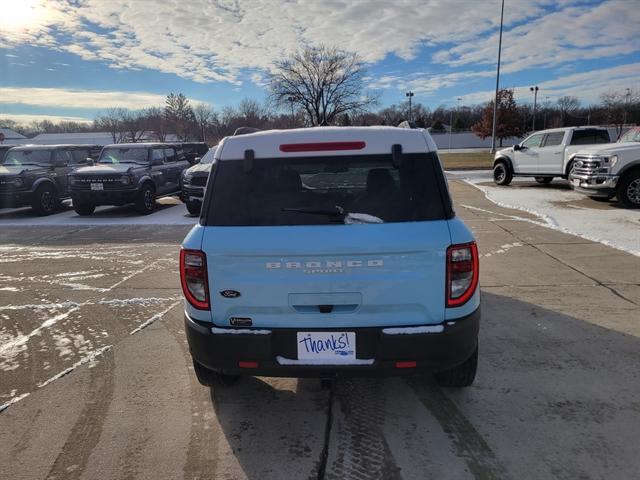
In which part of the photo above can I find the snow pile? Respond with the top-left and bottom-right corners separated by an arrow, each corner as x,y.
456,172 -> 640,257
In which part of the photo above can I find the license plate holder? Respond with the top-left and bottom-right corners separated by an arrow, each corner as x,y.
297,331 -> 356,363
90,183 -> 104,191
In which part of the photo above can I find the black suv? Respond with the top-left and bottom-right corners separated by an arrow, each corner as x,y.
180,142 -> 209,164
0,144 -> 101,215
181,146 -> 216,215
69,143 -> 190,215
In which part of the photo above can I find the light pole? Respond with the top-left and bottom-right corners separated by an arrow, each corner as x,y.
406,91 -> 414,122
530,86 -> 539,131
624,88 -> 631,126
543,96 -> 549,129
491,0 -> 505,153
287,96 -> 295,128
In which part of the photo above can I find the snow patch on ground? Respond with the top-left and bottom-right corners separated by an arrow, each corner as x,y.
458,174 -> 640,257
129,301 -> 180,335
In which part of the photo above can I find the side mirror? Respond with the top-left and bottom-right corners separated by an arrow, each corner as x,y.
86,157 -> 95,166
194,156 -> 202,164
513,144 -> 521,151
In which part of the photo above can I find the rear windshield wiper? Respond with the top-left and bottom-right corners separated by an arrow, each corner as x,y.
282,205 -> 345,218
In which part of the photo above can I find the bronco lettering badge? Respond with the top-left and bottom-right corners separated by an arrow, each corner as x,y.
220,290 -> 241,298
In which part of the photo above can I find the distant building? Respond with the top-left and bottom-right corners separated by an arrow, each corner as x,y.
27,131 -> 180,146
0,128 -> 27,145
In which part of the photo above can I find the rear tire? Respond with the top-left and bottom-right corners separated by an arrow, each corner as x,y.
617,171 -> 640,209
135,184 -> 156,214
434,347 -> 478,388
31,184 -> 58,216
493,162 -> 512,186
535,177 -> 553,184
192,360 -> 239,387
74,201 -> 96,216
186,201 -> 201,216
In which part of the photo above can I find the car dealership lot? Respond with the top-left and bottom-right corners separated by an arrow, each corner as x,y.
1,179 -> 639,479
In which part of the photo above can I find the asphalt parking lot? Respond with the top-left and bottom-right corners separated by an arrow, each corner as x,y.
1,179 -> 639,480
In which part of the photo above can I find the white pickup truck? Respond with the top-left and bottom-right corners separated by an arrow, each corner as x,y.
493,127 -> 612,186
569,127 -> 640,208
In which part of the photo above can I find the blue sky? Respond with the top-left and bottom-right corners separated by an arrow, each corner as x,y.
0,0 -> 638,124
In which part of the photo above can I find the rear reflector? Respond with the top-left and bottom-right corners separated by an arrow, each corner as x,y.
238,361 -> 259,369
279,141 -> 366,153
395,361 -> 417,369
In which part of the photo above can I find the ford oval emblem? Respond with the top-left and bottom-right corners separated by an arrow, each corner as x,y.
220,290 -> 241,298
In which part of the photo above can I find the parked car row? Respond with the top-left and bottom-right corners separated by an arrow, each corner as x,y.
0,142 -> 210,216
492,126 -> 640,208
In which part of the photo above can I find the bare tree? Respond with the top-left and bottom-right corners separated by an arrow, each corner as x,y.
193,103 -> 216,142
557,96 -> 580,126
95,108 -> 128,143
141,107 -> 169,142
600,89 -> 639,139
268,45 -> 377,126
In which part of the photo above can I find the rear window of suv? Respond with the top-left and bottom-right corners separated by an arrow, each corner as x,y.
204,152 -> 449,226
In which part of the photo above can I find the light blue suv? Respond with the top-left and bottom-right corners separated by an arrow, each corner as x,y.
181,127 -> 480,387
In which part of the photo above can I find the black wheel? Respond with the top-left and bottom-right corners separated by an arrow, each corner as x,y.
192,360 -> 239,387
434,347 -> 478,388
493,162 -> 512,186
564,160 -> 575,179
535,177 -> 553,184
186,201 -> 201,216
73,201 -> 96,216
135,184 -> 156,214
617,171 -> 640,209
589,194 -> 615,202
31,184 -> 58,216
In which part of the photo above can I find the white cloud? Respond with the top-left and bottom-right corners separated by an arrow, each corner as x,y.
0,0 -> 637,110
0,87 -> 205,110
435,1 -> 640,73
0,113 -> 92,125
368,70 -> 495,96
0,0 -> 610,85
458,62 -> 640,105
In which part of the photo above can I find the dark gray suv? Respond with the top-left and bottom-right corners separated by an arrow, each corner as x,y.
69,143 -> 190,215
0,144 -> 100,215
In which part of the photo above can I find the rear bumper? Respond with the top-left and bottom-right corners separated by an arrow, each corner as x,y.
185,307 -> 480,377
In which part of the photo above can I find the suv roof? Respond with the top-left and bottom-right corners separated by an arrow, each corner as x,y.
9,144 -> 101,150
103,142 -> 179,149
218,127 -> 436,160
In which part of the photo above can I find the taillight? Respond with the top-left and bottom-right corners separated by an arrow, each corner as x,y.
180,249 -> 210,310
446,242 -> 479,308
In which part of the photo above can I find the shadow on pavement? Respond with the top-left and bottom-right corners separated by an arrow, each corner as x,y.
206,291 -> 640,480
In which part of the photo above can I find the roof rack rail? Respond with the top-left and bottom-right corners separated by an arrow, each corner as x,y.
397,120 -> 417,129
234,127 -> 261,136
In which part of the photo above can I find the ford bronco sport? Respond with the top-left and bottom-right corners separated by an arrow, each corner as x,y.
181,127 -> 480,387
